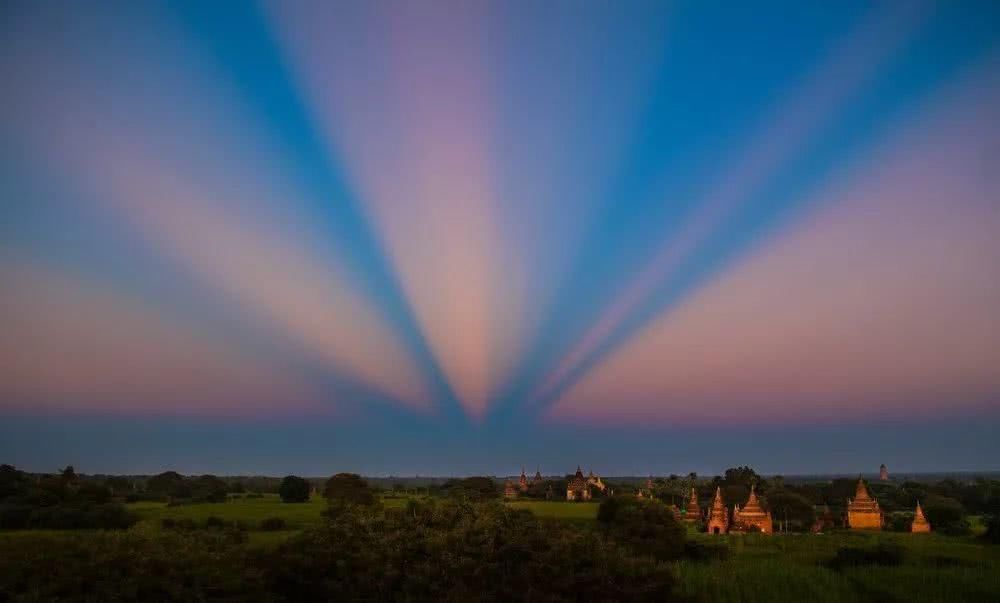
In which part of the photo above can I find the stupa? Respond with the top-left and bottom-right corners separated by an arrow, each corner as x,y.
731,484 -> 773,533
566,466 -> 591,501
846,477 -> 883,530
911,501 -> 931,533
684,487 -> 701,523
706,487 -> 729,534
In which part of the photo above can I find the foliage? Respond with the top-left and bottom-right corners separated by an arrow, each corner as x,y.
827,543 -> 905,571
260,517 -> 287,531
278,475 -> 311,503
324,473 -> 376,507
984,514 -> 1000,544
260,499 -> 679,601
923,495 -> 970,536
440,476 -> 499,502
683,540 -> 731,562
765,489 -> 817,531
598,496 -> 687,561
0,464 -> 136,530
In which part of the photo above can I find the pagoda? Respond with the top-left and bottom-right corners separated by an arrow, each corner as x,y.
706,487 -> 729,534
518,467 -> 529,492
731,484 -> 773,533
846,477 -> 883,530
684,487 -> 701,523
566,466 -> 591,501
532,467 -> 543,484
911,501 -> 931,533
880,464 -> 889,481
503,479 -> 518,500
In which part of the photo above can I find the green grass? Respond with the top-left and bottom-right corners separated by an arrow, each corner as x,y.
127,494 -> 327,531
676,531 -> 1000,602
4,496 -> 1000,600
506,500 -> 599,521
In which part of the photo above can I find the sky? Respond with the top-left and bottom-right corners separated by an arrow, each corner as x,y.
2,0 -> 999,476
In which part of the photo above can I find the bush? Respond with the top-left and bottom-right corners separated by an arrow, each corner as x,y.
324,473 -> 376,507
984,515 -> 1000,544
205,516 -> 227,529
684,540 -> 730,562
827,543 -> 905,571
279,476 -> 311,503
259,517 -> 287,531
923,495 -> 966,532
597,496 -> 686,561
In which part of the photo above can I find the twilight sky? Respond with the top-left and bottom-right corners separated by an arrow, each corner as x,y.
2,0 -> 999,476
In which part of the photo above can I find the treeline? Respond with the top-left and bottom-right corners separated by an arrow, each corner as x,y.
645,466 -> 1000,536
0,465 -> 135,530
0,476 -> 692,601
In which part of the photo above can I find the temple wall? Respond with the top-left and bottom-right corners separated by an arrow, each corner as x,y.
848,511 -> 882,529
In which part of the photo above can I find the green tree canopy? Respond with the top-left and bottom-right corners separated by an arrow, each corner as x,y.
597,496 -> 686,561
324,473 -> 375,506
765,490 -> 816,531
279,475 -> 311,503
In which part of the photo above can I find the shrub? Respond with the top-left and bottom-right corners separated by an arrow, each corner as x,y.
827,543 -> 905,571
597,496 -> 686,561
259,517 -> 287,531
984,515 -> 1000,544
324,473 -> 376,506
923,495 -> 966,533
279,476 -> 311,503
205,516 -> 227,529
176,518 -> 198,531
684,540 -> 730,562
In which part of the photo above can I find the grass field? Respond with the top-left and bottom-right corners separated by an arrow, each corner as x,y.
506,500 -> 599,521
5,496 -> 999,601
674,531 -> 1000,602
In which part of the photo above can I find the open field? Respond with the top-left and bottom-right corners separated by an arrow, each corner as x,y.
4,495 -> 999,601
506,500 -> 600,521
676,531 -> 1000,602
129,495 -> 327,530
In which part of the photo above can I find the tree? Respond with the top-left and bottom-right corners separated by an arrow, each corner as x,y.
923,495 -> 970,535
147,471 -> 184,497
324,473 -> 375,506
60,465 -> 78,484
765,490 -> 816,531
441,476 -> 498,502
279,475 -> 311,503
597,496 -> 686,561
190,475 -> 228,503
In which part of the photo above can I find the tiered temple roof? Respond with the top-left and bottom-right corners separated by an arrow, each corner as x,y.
731,484 -> 773,533
911,501 -> 931,533
567,466 -> 591,501
846,478 -> 883,530
684,487 -> 701,522
533,468 -> 543,484
518,467 -> 529,492
707,487 -> 729,534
